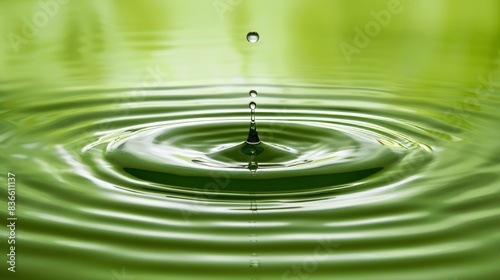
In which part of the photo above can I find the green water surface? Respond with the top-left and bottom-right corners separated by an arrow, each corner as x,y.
1,1 -> 500,280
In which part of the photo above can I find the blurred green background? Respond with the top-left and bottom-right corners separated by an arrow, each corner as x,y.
1,0 -> 499,90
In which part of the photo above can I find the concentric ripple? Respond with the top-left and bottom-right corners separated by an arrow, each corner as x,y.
2,80 -> 499,280
75,84 -> 438,198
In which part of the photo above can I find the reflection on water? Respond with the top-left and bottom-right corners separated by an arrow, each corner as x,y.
1,1 -> 500,280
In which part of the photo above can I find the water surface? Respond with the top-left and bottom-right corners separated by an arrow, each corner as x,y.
1,1 -> 500,279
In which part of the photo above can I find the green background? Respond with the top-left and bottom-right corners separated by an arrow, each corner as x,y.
1,1 -> 499,279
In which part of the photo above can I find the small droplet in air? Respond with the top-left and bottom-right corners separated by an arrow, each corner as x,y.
247,32 -> 259,43
249,102 -> 256,110
249,90 -> 258,98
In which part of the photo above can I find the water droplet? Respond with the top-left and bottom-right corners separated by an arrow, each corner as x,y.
249,90 -> 258,98
248,161 -> 258,174
247,32 -> 259,43
249,102 -> 256,110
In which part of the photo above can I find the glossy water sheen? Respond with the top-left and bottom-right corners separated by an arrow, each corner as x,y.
1,1 -> 500,280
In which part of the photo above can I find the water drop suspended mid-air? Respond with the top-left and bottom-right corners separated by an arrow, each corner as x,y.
249,102 -> 257,110
249,90 -> 258,98
247,32 -> 259,43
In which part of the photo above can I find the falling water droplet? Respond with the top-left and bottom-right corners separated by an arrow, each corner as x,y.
249,102 -> 257,110
249,90 -> 258,98
247,32 -> 259,43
